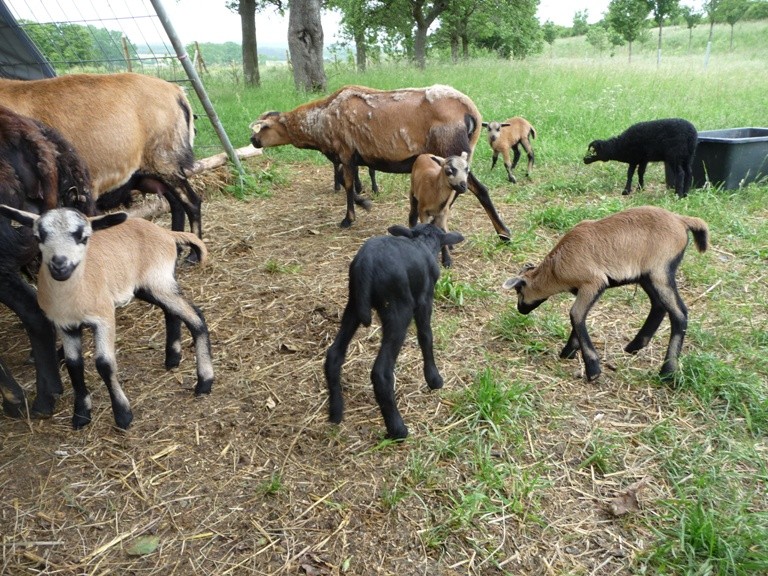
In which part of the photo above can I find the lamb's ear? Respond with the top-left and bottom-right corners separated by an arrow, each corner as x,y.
429,155 -> 443,166
388,225 -> 413,238
481,122 -> 489,128
502,277 -> 525,290
0,205 -> 38,227
441,231 -> 464,247
501,123 -> 511,127
91,212 -> 128,231
522,262 -> 536,272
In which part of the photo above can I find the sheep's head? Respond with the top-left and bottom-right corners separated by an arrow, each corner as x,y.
250,111 -> 289,149
0,206 -> 127,281
502,263 -> 547,314
388,223 -> 464,250
583,140 -> 605,164
432,152 -> 470,194
482,121 -> 510,144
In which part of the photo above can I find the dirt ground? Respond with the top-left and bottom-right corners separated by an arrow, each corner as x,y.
1,158 -> 676,575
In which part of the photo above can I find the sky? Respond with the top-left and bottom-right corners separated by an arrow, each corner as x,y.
7,0 -> 703,48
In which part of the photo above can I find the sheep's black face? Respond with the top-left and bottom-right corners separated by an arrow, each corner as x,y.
502,272 -> 547,314
249,112 -> 283,149
583,141 -> 603,164
444,153 -> 470,194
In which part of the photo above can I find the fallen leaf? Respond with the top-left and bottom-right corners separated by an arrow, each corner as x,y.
299,553 -> 332,575
609,477 -> 650,516
125,535 -> 160,556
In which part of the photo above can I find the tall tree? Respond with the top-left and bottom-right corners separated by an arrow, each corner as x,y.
719,0 -> 749,50
572,10 -> 589,36
607,0 -> 652,63
226,0 -> 282,87
408,0 -> 450,69
680,5 -> 702,51
650,0 -> 680,67
542,20 -> 558,57
327,0 -> 389,71
288,0 -> 327,91
702,0 -> 722,67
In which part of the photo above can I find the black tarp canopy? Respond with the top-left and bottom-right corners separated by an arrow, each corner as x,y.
0,0 -> 54,79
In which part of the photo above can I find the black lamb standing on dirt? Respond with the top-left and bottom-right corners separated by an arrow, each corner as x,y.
583,118 -> 698,198
324,223 -> 464,440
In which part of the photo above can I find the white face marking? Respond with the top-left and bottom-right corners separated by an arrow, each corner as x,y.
34,209 -> 92,281
443,154 -> 470,192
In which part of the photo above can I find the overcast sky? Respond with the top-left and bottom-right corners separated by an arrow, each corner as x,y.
8,0 -> 703,47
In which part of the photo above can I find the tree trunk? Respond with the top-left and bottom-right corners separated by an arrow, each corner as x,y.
413,25 -> 427,69
450,31 -> 459,63
354,28 -> 367,72
461,34 -> 469,59
656,25 -> 662,67
288,0 -> 327,92
239,0 -> 260,87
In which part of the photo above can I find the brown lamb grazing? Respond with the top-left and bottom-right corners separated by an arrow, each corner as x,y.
0,105 -> 95,418
250,84 -> 511,240
0,206 -> 215,430
408,152 -> 469,267
482,117 -> 536,183
0,73 -> 202,239
502,206 -> 708,381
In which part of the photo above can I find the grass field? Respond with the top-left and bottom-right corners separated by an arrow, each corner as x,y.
1,19 -> 766,575
191,35 -> 768,573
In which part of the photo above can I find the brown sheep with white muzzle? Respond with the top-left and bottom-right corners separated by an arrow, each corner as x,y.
502,206 -> 708,381
249,84 -> 511,240
482,117 -> 536,183
0,73 -> 201,240
408,152 -> 469,267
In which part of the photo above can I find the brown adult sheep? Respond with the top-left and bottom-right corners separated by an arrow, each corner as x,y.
0,73 -> 201,238
482,117 -> 536,183
408,152 -> 469,267
502,206 -> 708,381
250,84 -> 511,240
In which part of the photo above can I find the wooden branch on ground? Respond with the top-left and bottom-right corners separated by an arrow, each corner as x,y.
186,145 -> 262,176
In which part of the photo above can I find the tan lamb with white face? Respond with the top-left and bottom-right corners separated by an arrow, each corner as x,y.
0,205 -> 214,430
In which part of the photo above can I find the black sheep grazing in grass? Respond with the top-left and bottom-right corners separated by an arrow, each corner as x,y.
583,118 -> 698,198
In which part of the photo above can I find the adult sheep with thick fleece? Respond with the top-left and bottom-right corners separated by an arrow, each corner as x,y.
0,73 -> 202,239
250,84 -> 511,240
0,206 -> 215,430
503,206 -> 708,381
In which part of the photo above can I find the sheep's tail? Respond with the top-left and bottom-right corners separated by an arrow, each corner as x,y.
529,126 -> 537,139
173,232 -> 208,263
680,215 -> 709,253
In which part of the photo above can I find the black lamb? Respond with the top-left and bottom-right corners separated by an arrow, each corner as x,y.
324,223 -> 464,440
583,118 -> 698,198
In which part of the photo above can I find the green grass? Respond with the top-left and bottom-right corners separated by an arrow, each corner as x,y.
189,31 -> 768,572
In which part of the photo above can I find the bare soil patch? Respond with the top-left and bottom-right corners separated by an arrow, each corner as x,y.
1,158 -> 680,574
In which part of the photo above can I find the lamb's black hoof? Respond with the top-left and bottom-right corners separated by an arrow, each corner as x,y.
339,217 -> 353,229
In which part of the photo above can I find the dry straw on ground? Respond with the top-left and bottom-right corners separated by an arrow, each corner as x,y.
1,158 -> 700,574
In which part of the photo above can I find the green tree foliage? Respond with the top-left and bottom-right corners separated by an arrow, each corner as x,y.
680,5 -> 703,49
719,0 -> 750,49
649,0 -> 680,66
21,20 -> 135,71
572,10 -> 589,36
586,25 -> 609,54
463,0 -> 542,59
607,0 -> 653,62
542,20 -> 558,56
